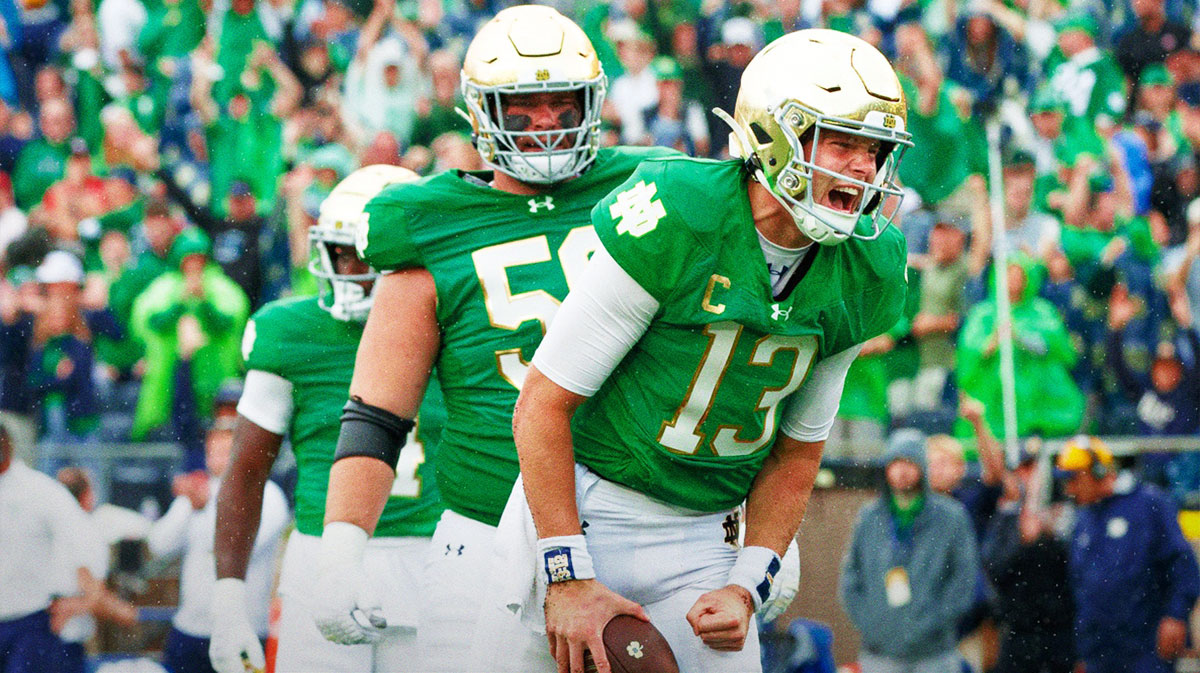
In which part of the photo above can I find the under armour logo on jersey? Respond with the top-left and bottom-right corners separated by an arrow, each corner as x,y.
771,303 -> 792,321
610,181 -> 666,237
581,520 -> 590,536
723,511 -> 740,546
444,544 -> 465,556
528,196 -> 555,213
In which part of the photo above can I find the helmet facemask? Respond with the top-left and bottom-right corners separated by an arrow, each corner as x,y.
749,102 -> 911,244
463,75 -> 606,185
309,219 -> 378,323
716,28 -> 915,246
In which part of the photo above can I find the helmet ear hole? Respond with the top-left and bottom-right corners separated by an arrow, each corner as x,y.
750,122 -> 773,145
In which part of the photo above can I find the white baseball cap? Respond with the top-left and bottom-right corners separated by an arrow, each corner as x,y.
35,250 -> 85,285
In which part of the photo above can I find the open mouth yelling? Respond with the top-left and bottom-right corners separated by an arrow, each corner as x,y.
825,185 -> 862,213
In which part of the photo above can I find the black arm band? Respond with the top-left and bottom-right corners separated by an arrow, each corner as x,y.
333,397 -> 415,470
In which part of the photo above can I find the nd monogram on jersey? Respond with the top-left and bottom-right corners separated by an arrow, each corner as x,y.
577,155 -> 908,511
242,296 -> 446,537
357,146 -> 678,526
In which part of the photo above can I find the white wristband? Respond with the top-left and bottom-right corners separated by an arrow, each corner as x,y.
727,546 -> 782,610
319,521 -> 369,568
537,535 -> 596,584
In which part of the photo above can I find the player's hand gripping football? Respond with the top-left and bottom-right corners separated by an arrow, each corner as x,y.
545,579 -> 649,673
686,585 -> 755,651
311,522 -> 387,645
208,578 -> 266,673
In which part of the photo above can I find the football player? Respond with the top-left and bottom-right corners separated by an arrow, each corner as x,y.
511,29 -> 913,672
208,165 -> 445,673
311,6 -> 683,671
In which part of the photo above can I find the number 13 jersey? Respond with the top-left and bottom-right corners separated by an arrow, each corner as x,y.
578,156 -> 909,512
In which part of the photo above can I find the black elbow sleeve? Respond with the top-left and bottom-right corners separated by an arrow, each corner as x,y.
333,396 -> 415,470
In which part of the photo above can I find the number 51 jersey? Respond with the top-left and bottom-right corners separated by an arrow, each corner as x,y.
357,146 -> 677,526
577,155 -> 909,512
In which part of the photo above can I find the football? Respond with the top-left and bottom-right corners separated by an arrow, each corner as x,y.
583,615 -> 680,673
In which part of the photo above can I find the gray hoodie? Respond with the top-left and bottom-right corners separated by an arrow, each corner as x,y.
838,429 -> 980,660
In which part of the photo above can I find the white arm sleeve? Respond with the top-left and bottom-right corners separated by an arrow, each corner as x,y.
236,370 -> 294,435
778,344 -> 862,442
531,246 -> 660,396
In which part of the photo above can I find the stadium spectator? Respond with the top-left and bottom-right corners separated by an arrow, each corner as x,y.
107,198 -> 179,335
151,169 -> 288,310
27,250 -> 102,444
894,22 -> 989,243
840,429 -> 979,673
981,441 -> 1075,673
1039,245 -> 1108,427
998,149 -> 1062,261
607,21 -> 659,145
643,55 -> 710,157
409,48 -> 468,150
147,415 -> 287,673
1046,14 -> 1126,141
932,399 -> 1006,540
184,39 -> 299,217
12,97 -> 75,211
943,3 -> 1034,117
1107,278 -> 1200,437
342,0 -> 427,150
1116,0 -> 1191,94
699,15 -> 759,155
0,262 -> 41,459
129,228 -> 248,469
958,257 -> 1086,438
909,211 -> 970,411
1057,437 -> 1200,673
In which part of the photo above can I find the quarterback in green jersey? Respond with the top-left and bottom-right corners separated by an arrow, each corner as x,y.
511,29 -> 913,673
314,6 -> 676,671
209,166 -> 445,673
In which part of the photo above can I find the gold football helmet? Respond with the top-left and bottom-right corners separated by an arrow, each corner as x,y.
716,29 -> 913,245
311,164 -> 419,321
460,5 -> 605,184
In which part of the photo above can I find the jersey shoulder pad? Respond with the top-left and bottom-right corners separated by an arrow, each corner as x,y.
356,176 -> 441,272
826,223 -> 909,353
597,144 -> 684,174
592,157 -> 743,301
242,296 -> 318,374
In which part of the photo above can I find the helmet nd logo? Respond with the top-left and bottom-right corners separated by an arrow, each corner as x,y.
883,114 -> 896,129
535,69 -> 550,81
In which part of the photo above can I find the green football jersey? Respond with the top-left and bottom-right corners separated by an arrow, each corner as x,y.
578,156 -> 908,511
358,146 -> 677,526
242,296 -> 445,537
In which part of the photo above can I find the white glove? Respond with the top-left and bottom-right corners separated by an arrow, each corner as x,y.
312,522 -> 386,645
758,538 -> 801,623
209,578 -> 266,673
